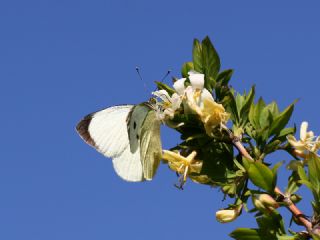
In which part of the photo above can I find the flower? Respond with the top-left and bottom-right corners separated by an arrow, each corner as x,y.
152,89 -> 182,121
173,71 -> 229,135
287,121 -> 320,158
216,205 -> 242,223
252,194 -> 279,214
162,150 -> 202,188
199,98 -> 230,136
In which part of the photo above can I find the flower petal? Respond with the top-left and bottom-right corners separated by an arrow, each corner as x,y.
173,78 -> 186,95
188,71 -> 204,90
300,121 -> 308,141
152,90 -> 170,102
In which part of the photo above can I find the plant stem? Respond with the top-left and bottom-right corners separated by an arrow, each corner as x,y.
232,139 -> 313,233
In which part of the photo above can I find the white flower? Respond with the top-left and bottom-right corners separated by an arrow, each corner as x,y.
287,121 -> 320,157
152,89 -> 182,121
173,71 -> 229,135
216,205 -> 242,223
173,71 -> 214,114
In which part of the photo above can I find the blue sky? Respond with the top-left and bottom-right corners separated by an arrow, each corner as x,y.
0,1 -> 320,239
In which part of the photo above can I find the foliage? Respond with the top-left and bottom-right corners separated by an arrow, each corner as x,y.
152,37 -> 320,239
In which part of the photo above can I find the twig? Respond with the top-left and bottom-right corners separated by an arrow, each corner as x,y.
231,135 -> 313,233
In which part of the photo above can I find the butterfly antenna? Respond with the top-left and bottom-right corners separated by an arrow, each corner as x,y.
160,69 -> 171,83
153,69 -> 172,92
136,66 -> 147,89
136,66 -> 143,81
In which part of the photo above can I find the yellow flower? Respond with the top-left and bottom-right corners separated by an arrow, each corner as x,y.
287,121 -> 320,158
162,150 -> 202,188
199,98 -> 230,136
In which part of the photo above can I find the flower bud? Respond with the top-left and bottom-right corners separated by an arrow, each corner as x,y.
215,205 -> 242,223
252,194 -> 279,214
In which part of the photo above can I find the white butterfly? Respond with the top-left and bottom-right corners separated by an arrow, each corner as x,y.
76,103 -> 162,182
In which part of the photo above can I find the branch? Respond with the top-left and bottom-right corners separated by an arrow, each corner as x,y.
232,138 -> 313,233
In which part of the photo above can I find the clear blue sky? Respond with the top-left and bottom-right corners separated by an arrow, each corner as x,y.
0,1 -> 319,239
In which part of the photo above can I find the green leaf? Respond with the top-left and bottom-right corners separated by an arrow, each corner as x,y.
240,86 -> 255,126
154,81 -> 175,95
308,153 -> 320,203
249,97 -> 266,129
244,160 -> 275,193
278,127 -> 295,137
226,91 -> 240,124
272,161 -> 284,176
181,62 -> 194,78
264,140 -> 281,154
230,228 -> 266,240
192,39 -> 202,74
256,212 -> 286,236
266,101 -> 280,118
192,37 -> 220,91
286,171 -> 301,195
277,235 -> 300,240
297,179 -> 314,191
217,69 -> 233,86
268,103 -> 294,137
201,36 -> 220,79
297,165 -> 308,182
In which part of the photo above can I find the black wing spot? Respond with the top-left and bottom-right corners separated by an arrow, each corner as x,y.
136,134 -> 139,140
133,121 -> 137,129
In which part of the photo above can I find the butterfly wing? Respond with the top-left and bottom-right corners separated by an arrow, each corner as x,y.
139,109 -> 162,180
127,104 -> 150,153
76,105 -> 144,182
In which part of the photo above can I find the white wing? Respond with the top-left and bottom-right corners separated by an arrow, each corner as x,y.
76,105 -> 144,182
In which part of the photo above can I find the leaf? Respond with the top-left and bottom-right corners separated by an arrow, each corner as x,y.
249,97 -> 266,129
264,140 -> 281,154
256,212 -> 286,236
276,235 -> 300,240
226,91 -> 240,124
297,179 -> 314,191
297,165 -> 308,182
230,228 -> 266,240
268,103 -> 295,137
278,127 -> 295,138
240,86 -> 255,126
192,39 -> 202,74
266,101 -> 280,118
308,153 -> 320,203
192,37 -> 220,91
245,160 -> 275,193
181,62 -> 194,78
272,161 -> 284,176
286,171 -> 301,195
201,36 -> 220,79
217,69 -> 234,86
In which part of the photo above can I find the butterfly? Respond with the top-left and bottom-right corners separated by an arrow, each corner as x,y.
76,103 -> 162,182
